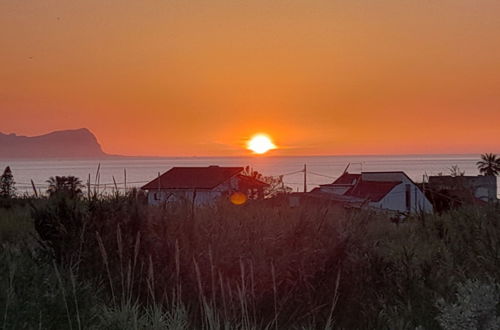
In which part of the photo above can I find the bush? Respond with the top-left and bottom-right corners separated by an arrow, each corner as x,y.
436,280 -> 500,330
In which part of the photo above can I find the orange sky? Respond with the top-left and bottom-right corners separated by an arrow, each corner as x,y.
1,0 -> 499,156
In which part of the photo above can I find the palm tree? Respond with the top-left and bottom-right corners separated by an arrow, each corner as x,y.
47,176 -> 84,198
476,153 -> 500,176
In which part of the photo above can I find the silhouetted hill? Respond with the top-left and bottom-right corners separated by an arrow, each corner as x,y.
0,128 -> 109,159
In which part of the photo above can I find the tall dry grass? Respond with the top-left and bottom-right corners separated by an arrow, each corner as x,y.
93,199 -> 345,328
2,193 -> 500,329
25,194 -> 347,328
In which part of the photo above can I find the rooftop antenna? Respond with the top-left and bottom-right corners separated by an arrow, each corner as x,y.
343,163 -> 351,174
303,164 -> 307,193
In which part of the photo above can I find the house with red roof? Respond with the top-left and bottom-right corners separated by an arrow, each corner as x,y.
313,171 -> 433,214
141,166 -> 268,206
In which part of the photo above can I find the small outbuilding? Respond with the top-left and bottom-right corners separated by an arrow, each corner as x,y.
427,175 -> 497,203
141,166 -> 268,206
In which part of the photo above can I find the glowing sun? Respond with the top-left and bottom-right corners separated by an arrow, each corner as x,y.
247,134 -> 277,154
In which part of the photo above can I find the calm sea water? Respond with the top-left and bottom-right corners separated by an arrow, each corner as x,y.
2,155 -> 499,197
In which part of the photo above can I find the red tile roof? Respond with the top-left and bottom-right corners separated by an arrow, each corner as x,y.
332,173 -> 361,185
309,188 -> 366,203
346,180 -> 401,202
141,166 -> 244,190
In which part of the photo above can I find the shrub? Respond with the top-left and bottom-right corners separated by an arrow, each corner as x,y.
436,280 -> 500,330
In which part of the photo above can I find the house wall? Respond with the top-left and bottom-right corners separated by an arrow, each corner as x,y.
466,176 -> 496,201
147,190 -> 169,206
372,183 -> 433,213
213,178 -> 237,193
147,189 -> 223,206
146,176 -> 246,206
370,184 -> 406,212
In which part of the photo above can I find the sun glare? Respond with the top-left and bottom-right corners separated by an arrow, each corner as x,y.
247,134 -> 277,154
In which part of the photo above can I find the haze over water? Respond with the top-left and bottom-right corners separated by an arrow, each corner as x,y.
3,154 -> 498,197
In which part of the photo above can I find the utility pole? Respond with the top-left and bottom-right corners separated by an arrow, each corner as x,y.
303,164 -> 307,193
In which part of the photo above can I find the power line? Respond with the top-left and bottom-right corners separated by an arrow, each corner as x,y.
279,170 -> 304,176
306,171 -> 336,179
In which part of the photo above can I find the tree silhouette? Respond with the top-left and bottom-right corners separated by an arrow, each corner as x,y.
0,166 -> 16,198
243,166 -> 292,198
449,165 -> 465,177
46,176 -> 84,198
476,153 -> 500,176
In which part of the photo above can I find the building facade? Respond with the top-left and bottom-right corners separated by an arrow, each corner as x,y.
316,171 -> 434,214
141,166 -> 267,206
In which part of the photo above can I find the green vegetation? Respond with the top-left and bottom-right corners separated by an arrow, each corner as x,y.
1,190 -> 500,329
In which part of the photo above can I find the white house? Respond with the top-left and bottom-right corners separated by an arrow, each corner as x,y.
316,171 -> 434,214
141,166 -> 268,206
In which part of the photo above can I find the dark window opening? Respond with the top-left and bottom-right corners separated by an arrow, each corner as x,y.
405,184 -> 411,211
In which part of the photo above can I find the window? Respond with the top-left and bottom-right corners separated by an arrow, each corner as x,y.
405,184 -> 411,211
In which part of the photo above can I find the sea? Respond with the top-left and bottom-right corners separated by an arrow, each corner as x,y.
2,154 -> 499,197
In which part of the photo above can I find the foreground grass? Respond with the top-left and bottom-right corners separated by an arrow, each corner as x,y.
1,195 -> 500,329
0,204 -> 33,243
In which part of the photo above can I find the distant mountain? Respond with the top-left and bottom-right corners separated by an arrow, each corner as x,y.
0,128 -> 109,159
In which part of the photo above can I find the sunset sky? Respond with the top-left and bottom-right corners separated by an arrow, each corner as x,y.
1,0 -> 499,156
